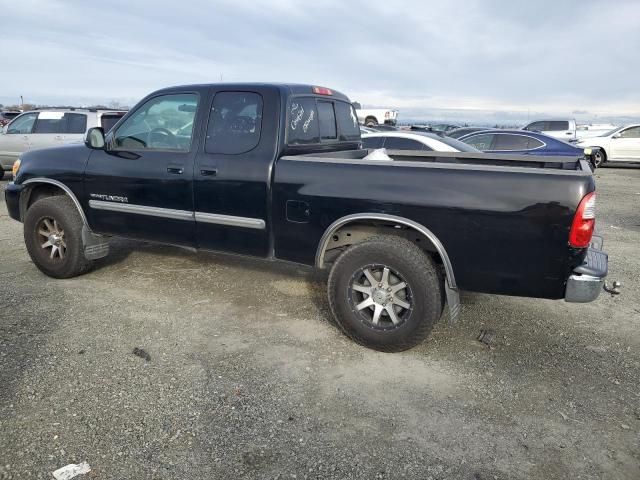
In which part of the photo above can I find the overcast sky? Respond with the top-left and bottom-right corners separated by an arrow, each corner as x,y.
2,0 -> 639,123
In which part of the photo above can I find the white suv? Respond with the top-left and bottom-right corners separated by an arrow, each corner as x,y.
0,108 -> 126,180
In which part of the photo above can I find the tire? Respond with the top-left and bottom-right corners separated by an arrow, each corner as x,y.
24,196 -> 93,278
364,116 -> 378,127
593,149 -> 606,168
327,235 -> 443,352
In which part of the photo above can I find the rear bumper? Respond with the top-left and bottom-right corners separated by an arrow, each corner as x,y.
565,238 -> 607,303
4,181 -> 23,222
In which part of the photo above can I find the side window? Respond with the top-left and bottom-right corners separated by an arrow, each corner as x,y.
317,101 -> 337,140
620,126 -> 640,138
463,133 -> 494,150
65,113 -> 88,134
492,134 -> 532,150
383,137 -> 425,150
6,113 -> 37,134
525,137 -> 544,149
525,121 -> 545,132
287,98 -> 319,145
34,112 -> 67,134
335,101 -> 360,142
547,121 -> 569,131
114,93 -> 198,151
362,137 -> 384,149
205,92 -> 263,154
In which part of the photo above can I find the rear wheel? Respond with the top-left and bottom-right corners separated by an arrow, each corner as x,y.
24,196 -> 93,278
364,116 -> 378,127
328,235 -> 443,352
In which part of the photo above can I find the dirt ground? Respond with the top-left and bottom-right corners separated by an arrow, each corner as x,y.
0,166 -> 639,479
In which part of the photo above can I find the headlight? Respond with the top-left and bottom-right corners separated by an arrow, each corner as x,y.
12,159 -> 20,177
583,148 -> 592,155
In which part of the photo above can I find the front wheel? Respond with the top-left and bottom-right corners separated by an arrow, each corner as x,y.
327,235 -> 443,352
593,149 -> 606,168
24,196 -> 93,278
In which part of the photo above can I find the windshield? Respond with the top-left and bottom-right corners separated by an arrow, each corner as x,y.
600,126 -> 624,137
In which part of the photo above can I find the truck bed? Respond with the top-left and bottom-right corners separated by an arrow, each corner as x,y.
283,148 -> 592,172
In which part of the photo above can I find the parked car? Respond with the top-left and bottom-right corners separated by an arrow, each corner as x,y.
459,129 -> 589,157
352,102 -> 398,126
576,124 -> 640,166
0,108 -> 126,180
523,119 -> 577,142
0,111 -> 21,127
5,83 -> 607,352
446,127 -> 488,139
362,131 -> 481,153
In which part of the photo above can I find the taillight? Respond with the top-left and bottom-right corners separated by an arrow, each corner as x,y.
312,86 -> 333,96
569,191 -> 596,248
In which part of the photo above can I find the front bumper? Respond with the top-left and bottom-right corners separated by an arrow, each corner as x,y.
565,237 -> 607,303
4,181 -> 23,222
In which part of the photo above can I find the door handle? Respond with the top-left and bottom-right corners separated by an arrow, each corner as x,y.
200,169 -> 217,176
55,135 -> 63,140
167,167 -> 184,175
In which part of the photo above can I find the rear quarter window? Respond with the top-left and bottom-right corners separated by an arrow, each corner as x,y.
288,98 -> 319,145
547,121 -> 569,131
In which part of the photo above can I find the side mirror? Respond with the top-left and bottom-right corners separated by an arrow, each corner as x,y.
85,127 -> 105,149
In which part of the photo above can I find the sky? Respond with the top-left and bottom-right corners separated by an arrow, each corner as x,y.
1,0 -> 639,125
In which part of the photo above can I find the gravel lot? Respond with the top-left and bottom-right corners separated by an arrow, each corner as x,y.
1,167 -> 639,479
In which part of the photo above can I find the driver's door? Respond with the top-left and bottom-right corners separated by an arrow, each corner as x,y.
84,90 -> 207,246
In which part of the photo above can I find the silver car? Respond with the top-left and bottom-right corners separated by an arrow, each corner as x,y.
0,108 -> 126,180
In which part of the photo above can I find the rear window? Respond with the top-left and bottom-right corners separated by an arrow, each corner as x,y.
287,97 -> 360,145
335,101 -> 360,142
384,137 -> 427,150
362,136 -> 385,149
317,101 -> 337,140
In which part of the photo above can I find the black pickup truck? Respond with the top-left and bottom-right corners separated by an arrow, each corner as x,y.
5,83 -> 609,351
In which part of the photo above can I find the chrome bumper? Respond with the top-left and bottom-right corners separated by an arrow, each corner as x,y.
565,238 -> 608,303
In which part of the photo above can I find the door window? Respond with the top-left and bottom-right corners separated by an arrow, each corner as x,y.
620,126 -> 640,138
546,121 -> 569,131
383,137 -> 426,150
65,113 -> 88,134
205,92 -> 263,154
492,134 -> 542,150
113,94 -> 198,151
34,112 -> 67,133
463,133 -> 494,150
6,113 -> 38,134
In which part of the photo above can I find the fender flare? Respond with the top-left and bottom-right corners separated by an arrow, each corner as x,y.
22,177 -> 90,229
315,213 -> 461,323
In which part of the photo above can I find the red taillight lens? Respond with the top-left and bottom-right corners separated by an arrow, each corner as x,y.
312,86 -> 333,95
569,191 -> 596,248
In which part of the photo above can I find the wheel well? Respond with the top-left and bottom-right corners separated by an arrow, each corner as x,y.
20,183 -> 78,223
319,220 -> 444,270
364,116 -> 378,124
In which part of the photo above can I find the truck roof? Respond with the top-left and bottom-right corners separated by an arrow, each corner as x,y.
153,83 -> 351,102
